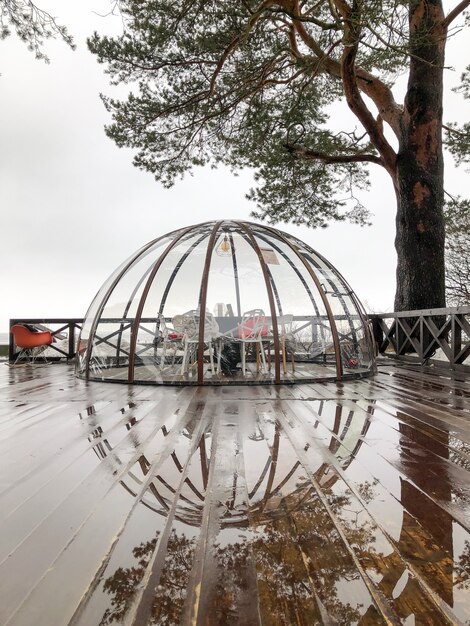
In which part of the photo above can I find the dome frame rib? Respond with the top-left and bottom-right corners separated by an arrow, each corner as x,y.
239,221 -> 281,384
197,221 -> 223,384
229,231 -> 242,318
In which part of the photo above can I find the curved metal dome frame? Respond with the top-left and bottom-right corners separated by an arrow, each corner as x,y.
76,220 -> 375,385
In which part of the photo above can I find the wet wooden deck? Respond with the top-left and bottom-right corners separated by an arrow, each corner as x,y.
1,361 -> 469,625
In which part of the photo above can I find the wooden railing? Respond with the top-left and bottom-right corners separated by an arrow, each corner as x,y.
369,306 -> 470,371
9,318 -> 83,363
9,308 -> 470,372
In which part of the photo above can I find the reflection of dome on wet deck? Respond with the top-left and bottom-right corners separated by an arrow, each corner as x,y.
89,400 -> 370,529
75,220 -> 375,385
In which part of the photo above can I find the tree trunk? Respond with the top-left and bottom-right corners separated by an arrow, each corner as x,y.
394,151 -> 446,311
394,0 -> 446,312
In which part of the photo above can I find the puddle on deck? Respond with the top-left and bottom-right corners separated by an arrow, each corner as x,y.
71,399 -> 470,625
0,364 -> 469,625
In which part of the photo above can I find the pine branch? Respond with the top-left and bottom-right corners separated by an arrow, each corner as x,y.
283,143 -> 383,165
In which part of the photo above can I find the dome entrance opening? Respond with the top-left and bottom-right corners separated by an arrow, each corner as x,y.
76,220 -> 375,385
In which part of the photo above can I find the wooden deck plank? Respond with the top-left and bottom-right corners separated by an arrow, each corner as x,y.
180,406 -> 263,626
0,361 -> 469,625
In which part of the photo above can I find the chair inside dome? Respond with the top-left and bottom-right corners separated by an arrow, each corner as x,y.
75,220 -> 375,385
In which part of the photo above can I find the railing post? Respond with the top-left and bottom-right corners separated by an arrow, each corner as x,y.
452,313 -> 461,368
419,316 -> 424,361
396,318 -> 404,355
371,318 -> 383,355
68,322 -> 75,360
8,319 -> 17,363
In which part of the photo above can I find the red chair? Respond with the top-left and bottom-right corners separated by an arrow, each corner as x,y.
10,324 -> 53,365
237,309 -> 269,375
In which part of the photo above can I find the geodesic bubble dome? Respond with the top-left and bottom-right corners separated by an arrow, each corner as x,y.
75,220 -> 375,385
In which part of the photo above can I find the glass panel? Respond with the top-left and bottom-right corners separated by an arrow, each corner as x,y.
251,227 -> 338,381
75,235 -> 167,377
86,232 -> 185,380
131,318 -> 162,383
99,236 -> 174,321
132,227 -> 212,383
204,226 -> 274,383
282,232 -> 373,373
333,294 -> 374,370
305,256 -> 372,371
204,227 -> 242,383
88,319 -> 132,381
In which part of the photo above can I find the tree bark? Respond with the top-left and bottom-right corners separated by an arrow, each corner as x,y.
394,0 -> 446,311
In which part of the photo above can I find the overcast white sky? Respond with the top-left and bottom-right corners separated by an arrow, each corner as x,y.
0,1 -> 467,333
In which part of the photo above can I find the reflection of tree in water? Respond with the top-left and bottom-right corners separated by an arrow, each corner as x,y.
249,500 -> 366,625
395,421 -> 455,610
455,540 -> 470,591
198,539 -> 253,625
100,530 -> 198,626
100,529 -> 245,625
150,530 -> 198,626
99,482 -> 381,625
100,536 -> 158,626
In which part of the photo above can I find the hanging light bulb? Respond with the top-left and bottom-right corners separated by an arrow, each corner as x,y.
216,233 -> 232,257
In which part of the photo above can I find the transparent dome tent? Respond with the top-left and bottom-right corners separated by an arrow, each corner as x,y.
76,220 -> 375,385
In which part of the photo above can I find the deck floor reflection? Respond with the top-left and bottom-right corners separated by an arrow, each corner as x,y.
90,359 -> 347,384
0,361 -> 469,625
